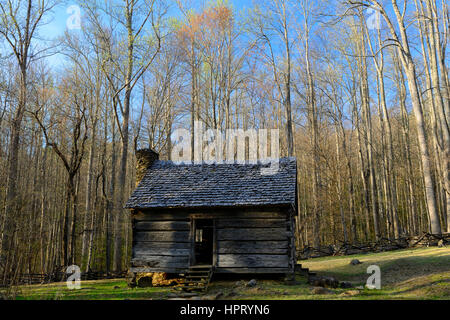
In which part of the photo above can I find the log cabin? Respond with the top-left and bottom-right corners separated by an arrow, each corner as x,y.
124,149 -> 297,277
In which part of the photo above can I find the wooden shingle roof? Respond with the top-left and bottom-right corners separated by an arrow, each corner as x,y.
124,158 -> 297,209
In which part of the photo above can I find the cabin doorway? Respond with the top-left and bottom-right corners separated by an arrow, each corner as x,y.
193,219 -> 214,265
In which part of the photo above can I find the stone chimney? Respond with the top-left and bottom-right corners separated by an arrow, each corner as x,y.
135,148 -> 159,186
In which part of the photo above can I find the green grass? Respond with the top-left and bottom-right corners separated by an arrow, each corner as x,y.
226,247 -> 450,300
10,279 -> 170,300
6,247 -> 450,300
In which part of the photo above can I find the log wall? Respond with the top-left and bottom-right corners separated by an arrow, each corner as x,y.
130,212 -> 191,273
215,216 -> 291,273
130,208 -> 295,274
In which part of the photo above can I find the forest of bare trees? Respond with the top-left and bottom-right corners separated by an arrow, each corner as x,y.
0,0 -> 448,284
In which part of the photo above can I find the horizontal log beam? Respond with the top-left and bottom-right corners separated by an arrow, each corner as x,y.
216,219 -> 287,229
215,267 -> 290,274
217,228 -> 289,241
134,231 -> 189,242
133,248 -> 190,257
134,221 -> 190,231
133,211 -> 287,221
217,240 -> 288,254
133,212 -> 190,221
191,212 -> 286,219
217,254 -> 289,268
133,241 -> 191,250
218,248 -> 287,254
131,256 -> 189,268
130,267 -> 188,273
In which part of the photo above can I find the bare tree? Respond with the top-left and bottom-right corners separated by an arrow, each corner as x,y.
83,0 -> 164,270
0,0 -> 56,282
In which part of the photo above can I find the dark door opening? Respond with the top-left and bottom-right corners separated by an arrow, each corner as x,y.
194,219 -> 214,265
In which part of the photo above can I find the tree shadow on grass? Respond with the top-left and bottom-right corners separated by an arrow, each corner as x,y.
390,276 -> 450,297
314,253 -> 450,287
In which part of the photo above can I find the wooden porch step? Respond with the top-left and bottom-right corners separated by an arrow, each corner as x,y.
175,265 -> 214,293
189,266 -> 212,271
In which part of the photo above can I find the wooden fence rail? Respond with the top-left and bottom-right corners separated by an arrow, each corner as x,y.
297,232 -> 449,259
1,271 -> 128,287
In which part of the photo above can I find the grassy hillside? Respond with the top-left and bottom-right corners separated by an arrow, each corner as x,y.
7,247 -> 450,300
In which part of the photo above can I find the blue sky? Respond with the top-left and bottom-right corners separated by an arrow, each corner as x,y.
39,0 -> 254,69
41,0 -> 254,36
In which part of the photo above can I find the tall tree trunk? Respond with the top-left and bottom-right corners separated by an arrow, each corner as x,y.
353,100 -> 371,240
82,123 -> 97,270
371,0 -> 442,234
423,0 -> 450,233
358,19 -> 380,240
114,5 -> 134,272
40,147 -> 48,273
393,49 -> 418,234
282,1 -> 294,157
